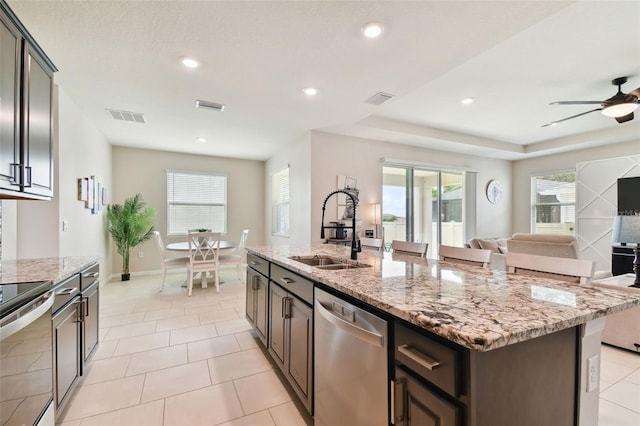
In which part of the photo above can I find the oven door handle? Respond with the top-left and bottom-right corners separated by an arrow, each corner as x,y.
0,292 -> 55,341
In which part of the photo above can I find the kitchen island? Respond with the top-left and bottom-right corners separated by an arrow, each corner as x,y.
247,244 -> 640,426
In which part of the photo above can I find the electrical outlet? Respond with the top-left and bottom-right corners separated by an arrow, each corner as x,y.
138,251 -> 144,259
587,355 -> 599,392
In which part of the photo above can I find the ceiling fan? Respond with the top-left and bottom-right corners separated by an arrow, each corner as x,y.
542,77 -> 640,127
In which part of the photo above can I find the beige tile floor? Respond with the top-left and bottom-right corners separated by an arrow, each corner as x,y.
57,270 -> 311,426
57,270 -> 639,425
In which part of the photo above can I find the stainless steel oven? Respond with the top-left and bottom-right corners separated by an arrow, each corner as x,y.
0,281 -> 55,426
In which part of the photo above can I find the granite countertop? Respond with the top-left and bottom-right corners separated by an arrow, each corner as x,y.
247,244 -> 640,352
0,256 -> 99,285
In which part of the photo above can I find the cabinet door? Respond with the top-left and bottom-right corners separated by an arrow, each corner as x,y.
287,297 -> 313,404
82,284 -> 99,364
21,42 -> 53,197
268,282 -> 287,369
254,273 -> 268,345
0,12 -> 21,191
245,268 -> 257,326
53,298 -> 82,410
394,368 -> 460,426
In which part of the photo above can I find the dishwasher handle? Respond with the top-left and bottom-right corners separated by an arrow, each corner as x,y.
315,298 -> 385,347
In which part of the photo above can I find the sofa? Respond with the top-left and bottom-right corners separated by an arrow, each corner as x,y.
468,233 -> 611,280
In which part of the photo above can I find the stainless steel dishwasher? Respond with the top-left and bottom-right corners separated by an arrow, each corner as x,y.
314,287 -> 388,426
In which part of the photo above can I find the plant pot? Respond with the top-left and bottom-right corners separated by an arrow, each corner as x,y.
121,273 -> 130,281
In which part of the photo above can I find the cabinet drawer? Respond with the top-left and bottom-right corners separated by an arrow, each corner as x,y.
395,322 -> 461,398
52,274 -> 81,313
247,253 -> 269,277
80,263 -> 99,290
270,263 -> 313,305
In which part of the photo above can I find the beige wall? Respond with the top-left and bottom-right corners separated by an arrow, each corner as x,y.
111,146 -> 265,275
511,140 -> 640,234
265,133 -> 311,246
308,131 -> 513,243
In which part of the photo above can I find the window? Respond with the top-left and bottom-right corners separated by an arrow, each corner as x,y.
272,167 -> 289,236
531,172 -> 575,235
166,170 -> 227,235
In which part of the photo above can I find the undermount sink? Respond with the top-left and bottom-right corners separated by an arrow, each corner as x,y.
288,255 -> 370,270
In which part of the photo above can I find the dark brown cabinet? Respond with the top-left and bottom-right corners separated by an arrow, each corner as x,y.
80,263 -> 100,366
246,261 -> 268,346
0,1 -> 56,200
268,281 -> 313,412
393,368 -> 460,426
52,274 -> 82,412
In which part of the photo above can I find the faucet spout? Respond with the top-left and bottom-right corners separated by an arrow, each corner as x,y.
321,190 -> 361,260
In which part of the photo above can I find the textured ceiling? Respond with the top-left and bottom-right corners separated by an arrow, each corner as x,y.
8,0 -> 640,161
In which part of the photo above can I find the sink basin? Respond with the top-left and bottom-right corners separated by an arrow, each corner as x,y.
288,255 -> 342,266
315,263 -> 370,270
288,255 -> 370,270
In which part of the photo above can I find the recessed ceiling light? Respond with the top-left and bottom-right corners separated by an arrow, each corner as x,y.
461,97 -> 474,105
361,22 -> 384,38
181,57 -> 199,68
196,137 -> 207,143
302,87 -> 318,96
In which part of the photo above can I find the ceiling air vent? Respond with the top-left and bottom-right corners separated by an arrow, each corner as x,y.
196,100 -> 226,112
364,92 -> 394,105
106,109 -> 145,123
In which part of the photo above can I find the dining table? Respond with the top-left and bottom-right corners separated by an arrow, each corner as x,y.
166,240 -> 237,289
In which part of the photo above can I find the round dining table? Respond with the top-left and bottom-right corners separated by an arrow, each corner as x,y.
166,240 -> 236,251
166,240 -> 237,289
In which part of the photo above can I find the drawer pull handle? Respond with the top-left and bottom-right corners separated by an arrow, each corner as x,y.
397,344 -> 441,371
280,277 -> 294,285
84,272 -> 99,278
250,261 -> 260,266
57,287 -> 77,295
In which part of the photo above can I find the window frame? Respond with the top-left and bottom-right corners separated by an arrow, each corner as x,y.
166,169 -> 228,236
530,170 -> 576,235
271,167 -> 290,237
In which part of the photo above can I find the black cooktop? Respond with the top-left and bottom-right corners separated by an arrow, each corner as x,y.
0,281 -> 52,318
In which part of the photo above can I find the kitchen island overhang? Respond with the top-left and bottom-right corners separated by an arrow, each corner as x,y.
247,244 -> 640,352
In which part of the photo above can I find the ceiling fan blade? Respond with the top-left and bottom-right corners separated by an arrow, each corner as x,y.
541,108 -> 602,128
549,101 -> 604,105
628,87 -> 640,98
615,112 -> 634,123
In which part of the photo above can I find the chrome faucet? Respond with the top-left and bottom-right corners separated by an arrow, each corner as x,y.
321,190 -> 361,260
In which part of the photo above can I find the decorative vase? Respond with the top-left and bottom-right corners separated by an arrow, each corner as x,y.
121,273 -> 130,281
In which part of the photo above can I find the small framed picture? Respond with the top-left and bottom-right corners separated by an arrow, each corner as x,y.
78,178 -> 88,201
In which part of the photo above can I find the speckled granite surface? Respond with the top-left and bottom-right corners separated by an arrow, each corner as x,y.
248,245 -> 640,352
0,256 -> 98,285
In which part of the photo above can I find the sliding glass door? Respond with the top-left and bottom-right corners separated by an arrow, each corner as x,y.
383,166 -> 464,258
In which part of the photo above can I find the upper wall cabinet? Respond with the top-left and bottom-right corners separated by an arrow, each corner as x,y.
0,1 -> 56,200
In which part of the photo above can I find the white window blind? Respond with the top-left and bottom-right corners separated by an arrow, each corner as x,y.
167,170 -> 227,235
272,168 -> 289,236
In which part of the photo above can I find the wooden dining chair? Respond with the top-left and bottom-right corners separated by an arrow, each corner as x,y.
219,229 -> 249,280
391,240 -> 428,257
186,231 -> 221,296
506,252 -> 595,285
153,231 -> 189,291
439,245 -> 492,268
360,237 -> 384,251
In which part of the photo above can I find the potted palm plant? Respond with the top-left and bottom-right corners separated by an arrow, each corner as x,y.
106,193 -> 156,281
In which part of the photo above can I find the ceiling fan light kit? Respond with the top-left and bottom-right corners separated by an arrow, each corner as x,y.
544,76 -> 640,127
